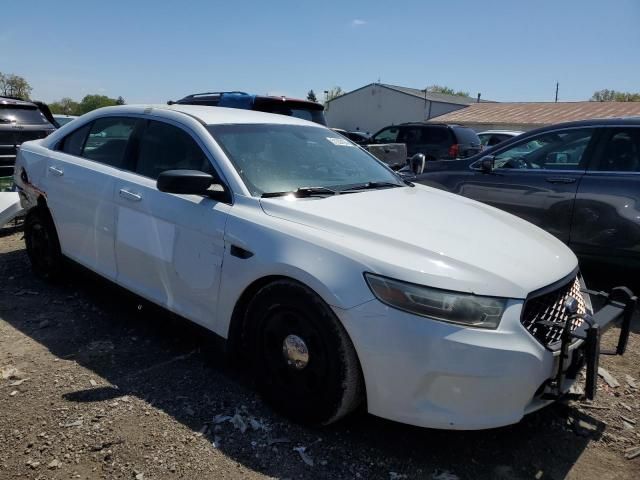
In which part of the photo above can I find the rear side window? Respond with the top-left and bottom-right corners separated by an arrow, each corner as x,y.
592,128 -> 640,172
59,124 -> 91,156
0,106 -> 49,125
135,120 -> 212,180
451,127 -> 480,145
83,117 -> 138,168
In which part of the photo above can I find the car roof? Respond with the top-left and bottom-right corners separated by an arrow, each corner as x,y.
90,104 -> 324,127
0,96 -> 37,107
175,92 -> 323,109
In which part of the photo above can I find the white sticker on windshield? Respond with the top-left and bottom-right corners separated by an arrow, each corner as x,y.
327,137 -> 355,147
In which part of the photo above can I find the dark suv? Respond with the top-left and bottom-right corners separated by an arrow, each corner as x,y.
1,97 -> 56,176
369,123 -> 482,162
171,91 -> 327,125
411,117 -> 640,274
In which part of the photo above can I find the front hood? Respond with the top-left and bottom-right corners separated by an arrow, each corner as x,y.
260,185 -> 577,299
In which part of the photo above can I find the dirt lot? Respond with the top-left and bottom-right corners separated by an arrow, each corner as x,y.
1,227 -> 639,480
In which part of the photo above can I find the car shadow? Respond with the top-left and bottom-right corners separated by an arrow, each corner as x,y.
0,246 -> 623,480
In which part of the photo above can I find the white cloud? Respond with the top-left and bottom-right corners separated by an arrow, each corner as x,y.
351,19 -> 367,27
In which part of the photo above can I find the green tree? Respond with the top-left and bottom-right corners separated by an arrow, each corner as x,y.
425,85 -> 470,97
76,94 -> 120,114
115,96 -> 126,105
325,87 -> 344,103
591,89 -> 640,102
324,86 -> 344,109
49,97 -> 79,115
0,72 -> 33,99
306,90 -> 318,103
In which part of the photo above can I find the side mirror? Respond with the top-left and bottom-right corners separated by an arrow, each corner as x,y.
409,153 -> 426,175
157,170 -> 227,201
480,155 -> 495,173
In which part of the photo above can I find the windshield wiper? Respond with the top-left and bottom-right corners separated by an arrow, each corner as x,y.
261,186 -> 338,198
339,181 -> 403,193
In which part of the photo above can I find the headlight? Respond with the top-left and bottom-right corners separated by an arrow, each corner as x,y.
364,273 -> 507,329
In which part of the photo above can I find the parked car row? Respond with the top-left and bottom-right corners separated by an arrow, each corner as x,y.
13,103 -> 636,432
363,122 -> 483,168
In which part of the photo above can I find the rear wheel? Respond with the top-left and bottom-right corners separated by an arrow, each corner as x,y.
245,280 -> 364,425
24,208 -> 64,280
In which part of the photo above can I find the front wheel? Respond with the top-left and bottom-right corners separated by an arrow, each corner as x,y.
246,280 -> 364,425
24,208 -> 64,280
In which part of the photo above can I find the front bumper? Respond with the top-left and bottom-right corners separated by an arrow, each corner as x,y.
334,286 -> 635,430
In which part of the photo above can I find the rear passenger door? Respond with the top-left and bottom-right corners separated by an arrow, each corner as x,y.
113,118 -> 231,328
46,117 -> 139,279
571,127 -> 640,266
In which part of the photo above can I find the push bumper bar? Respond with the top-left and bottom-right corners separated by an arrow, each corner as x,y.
542,286 -> 636,401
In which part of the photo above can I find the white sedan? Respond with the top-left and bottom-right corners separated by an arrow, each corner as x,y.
13,105 -> 632,429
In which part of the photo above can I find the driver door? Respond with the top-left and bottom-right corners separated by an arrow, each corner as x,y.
456,128 -> 597,243
113,118 -> 231,329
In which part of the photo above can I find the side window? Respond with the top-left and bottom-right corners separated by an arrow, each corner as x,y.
59,123 -> 91,156
492,128 -> 594,170
372,127 -> 399,143
592,128 -> 640,172
82,117 -> 138,168
136,120 -> 213,180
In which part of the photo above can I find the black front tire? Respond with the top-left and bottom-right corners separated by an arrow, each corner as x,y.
245,280 -> 364,425
24,208 -> 64,280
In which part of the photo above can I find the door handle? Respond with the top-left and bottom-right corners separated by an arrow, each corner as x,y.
545,176 -> 576,184
48,166 -> 64,176
119,189 -> 142,202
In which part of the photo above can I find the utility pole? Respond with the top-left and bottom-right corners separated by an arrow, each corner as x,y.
555,82 -> 559,102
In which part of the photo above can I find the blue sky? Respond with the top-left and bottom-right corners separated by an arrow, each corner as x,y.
2,0 -> 639,104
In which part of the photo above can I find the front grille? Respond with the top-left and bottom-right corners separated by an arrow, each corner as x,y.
521,276 -> 586,349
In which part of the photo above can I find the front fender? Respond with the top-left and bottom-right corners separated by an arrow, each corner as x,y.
214,207 -> 375,338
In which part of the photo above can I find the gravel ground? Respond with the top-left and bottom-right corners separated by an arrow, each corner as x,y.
1,227 -> 639,480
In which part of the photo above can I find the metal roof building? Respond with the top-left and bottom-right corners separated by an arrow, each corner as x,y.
429,102 -> 640,131
324,83 -> 483,134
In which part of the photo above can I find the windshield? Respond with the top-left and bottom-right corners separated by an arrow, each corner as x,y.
208,124 -> 403,196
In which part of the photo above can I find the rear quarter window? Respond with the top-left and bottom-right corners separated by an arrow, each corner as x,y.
59,124 -> 92,156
